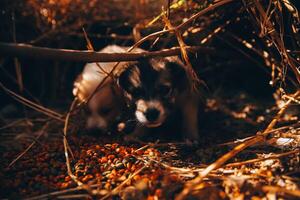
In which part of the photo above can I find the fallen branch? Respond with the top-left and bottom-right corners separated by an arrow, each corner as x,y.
0,42 -> 214,62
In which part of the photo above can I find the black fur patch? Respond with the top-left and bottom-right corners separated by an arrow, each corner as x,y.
165,61 -> 188,92
118,58 -> 188,100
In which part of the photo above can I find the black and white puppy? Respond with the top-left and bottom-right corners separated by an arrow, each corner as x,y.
118,57 -> 200,142
73,45 -> 143,133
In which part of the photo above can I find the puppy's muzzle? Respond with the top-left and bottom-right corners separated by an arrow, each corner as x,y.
135,100 -> 166,127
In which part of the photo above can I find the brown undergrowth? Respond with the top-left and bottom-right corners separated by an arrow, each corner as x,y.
0,0 -> 300,199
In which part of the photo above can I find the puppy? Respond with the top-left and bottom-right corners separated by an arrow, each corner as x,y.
73,45 -> 143,133
118,57 -> 200,142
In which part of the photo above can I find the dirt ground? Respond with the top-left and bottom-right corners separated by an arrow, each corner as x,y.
1,91 -> 299,199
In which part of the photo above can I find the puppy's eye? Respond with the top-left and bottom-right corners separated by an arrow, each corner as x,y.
99,107 -> 112,115
157,85 -> 172,96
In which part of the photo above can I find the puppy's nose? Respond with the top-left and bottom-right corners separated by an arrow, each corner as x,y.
145,108 -> 160,122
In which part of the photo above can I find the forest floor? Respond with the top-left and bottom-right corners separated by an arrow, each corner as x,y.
0,91 -> 299,199
1,0 -> 300,199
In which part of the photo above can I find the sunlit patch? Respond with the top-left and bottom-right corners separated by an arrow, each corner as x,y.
242,40 -> 253,49
275,138 -> 294,146
135,110 -> 147,123
82,71 -> 98,81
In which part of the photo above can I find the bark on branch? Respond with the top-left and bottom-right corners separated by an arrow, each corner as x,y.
0,42 -> 215,62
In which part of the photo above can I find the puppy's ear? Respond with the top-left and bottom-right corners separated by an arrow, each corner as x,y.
165,62 -> 188,91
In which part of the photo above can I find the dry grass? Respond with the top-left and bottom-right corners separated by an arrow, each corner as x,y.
0,0 -> 300,199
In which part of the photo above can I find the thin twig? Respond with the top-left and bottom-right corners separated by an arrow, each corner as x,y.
162,14 -> 201,90
100,166 -> 146,200
225,149 -> 300,167
24,186 -> 84,200
0,82 -> 64,121
7,122 -> 49,169
62,99 -> 93,195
